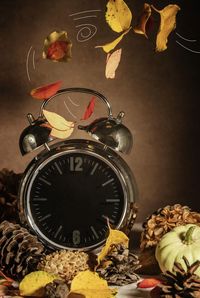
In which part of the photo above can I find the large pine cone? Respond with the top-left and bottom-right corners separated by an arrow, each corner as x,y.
0,220 -> 45,280
139,204 -> 200,275
153,257 -> 200,298
0,168 -> 22,223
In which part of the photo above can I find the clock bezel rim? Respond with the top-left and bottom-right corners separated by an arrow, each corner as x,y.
19,139 -> 137,251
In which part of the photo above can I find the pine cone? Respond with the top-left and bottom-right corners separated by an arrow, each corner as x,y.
0,220 -> 45,280
155,257 -> 200,298
0,168 -> 22,223
96,244 -> 141,286
140,204 -> 200,251
45,279 -> 69,298
38,250 -> 90,283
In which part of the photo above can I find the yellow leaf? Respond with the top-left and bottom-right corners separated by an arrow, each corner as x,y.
105,48 -> 122,79
43,109 -> 74,131
134,3 -> 152,38
97,226 -> 129,264
19,271 -> 58,297
50,126 -> 74,139
95,28 -> 131,53
152,4 -> 180,52
106,0 -> 132,33
70,270 -> 116,298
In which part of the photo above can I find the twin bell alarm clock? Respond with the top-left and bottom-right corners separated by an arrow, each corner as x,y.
18,88 -> 137,251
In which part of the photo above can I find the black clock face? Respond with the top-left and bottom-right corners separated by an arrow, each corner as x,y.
27,151 -> 125,249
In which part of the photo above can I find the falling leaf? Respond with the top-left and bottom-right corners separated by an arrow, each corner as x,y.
30,81 -> 62,100
70,270 -> 117,298
97,225 -> 129,264
95,27 -> 131,53
105,0 -> 132,33
82,97 -> 96,120
50,126 -> 74,139
152,4 -> 180,52
105,48 -> 122,79
43,30 -> 72,62
43,110 -> 74,131
134,3 -> 152,38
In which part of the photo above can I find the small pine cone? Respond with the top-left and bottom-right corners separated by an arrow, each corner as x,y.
0,168 -> 22,223
45,279 -> 69,298
156,257 -> 200,298
38,250 -> 90,283
140,204 -> 200,251
96,244 -> 141,286
0,220 -> 45,280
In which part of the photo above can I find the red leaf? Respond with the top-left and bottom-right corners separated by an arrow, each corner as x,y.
30,81 -> 62,100
82,97 -> 96,120
137,278 -> 161,289
47,41 -> 69,60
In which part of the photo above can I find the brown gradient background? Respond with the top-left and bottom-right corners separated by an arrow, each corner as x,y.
0,0 -> 199,222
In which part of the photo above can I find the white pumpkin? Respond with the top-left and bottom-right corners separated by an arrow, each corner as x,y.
155,224 -> 200,275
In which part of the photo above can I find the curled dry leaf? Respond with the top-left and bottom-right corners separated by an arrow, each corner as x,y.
95,27 -> 131,53
134,3 -> 152,38
30,81 -> 62,100
82,97 -> 96,120
152,4 -> 180,52
105,0 -> 132,33
43,30 -> 72,62
43,110 -> 75,140
105,48 -> 122,79
70,270 -> 116,298
97,225 -> 129,264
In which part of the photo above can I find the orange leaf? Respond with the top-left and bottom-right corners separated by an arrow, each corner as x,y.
82,97 -> 96,120
30,81 -> 62,100
105,48 -> 122,79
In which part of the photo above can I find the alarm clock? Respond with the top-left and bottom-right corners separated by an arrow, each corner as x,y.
18,88 -> 137,251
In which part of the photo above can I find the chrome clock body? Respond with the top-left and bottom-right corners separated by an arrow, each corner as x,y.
19,139 -> 137,251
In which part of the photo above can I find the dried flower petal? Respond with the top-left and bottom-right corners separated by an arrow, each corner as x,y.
30,81 -> 62,100
105,48 -> 122,79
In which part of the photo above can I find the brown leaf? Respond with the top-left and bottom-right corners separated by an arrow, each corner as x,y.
105,48 -> 122,79
152,4 -> 180,52
134,3 -> 152,38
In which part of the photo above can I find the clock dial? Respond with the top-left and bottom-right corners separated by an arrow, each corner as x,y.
27,152 -> 125,249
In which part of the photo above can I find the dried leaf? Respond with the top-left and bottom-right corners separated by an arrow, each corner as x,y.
105,0 -> 132,33
19,271 -> 58,297
30,81 -> 62,100
82,97 -> 96,120
43,109 -> 74,131
43,30 -> 72,62
97,225 -> 129,264
152,4 -> 180,52
95,27 -> 131,53
50,126 -> 74,139
134,3 -> 152,38
70,270 -> 116,298
105,48 -> 122,79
